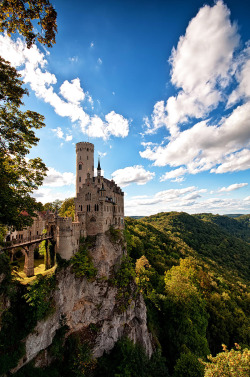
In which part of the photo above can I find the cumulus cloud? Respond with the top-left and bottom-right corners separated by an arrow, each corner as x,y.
160,167 -> 187,182
211,149 -> 250,173
43,167 -> 75,187
0,33 -> 130,140
141,1 -> 250,179
218,183 -> 248,192
145,1 -> 240,136
105,111 -> 129,138
111,165 -> 155,187
141,102 -> 250,174
59,78 -> 85,104
227,44 -> 250,106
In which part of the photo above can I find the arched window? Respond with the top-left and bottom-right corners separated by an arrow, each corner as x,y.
79,164 -> 82,170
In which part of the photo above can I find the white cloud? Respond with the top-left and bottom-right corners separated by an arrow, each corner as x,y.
141,101 -> 250,174
0,33 -> 130,140
52,127 -> 64,139
69,56 -> 78,63
125,186 -> 250,217
33,187 -> 75,204
90,41 -> 94,48
227,45 -> 250,106
65,134 -> 73,142
218,183 -> 248,192
43,167 -> 75,187
105,111 -> 129,138
211,149 -> 250,173
98,151 -> 107,158
145,1 -> 240,136
112,165 -> 155,187
97,57 -> 102,65
59,78 -> 85,104
160,167 -> 187,182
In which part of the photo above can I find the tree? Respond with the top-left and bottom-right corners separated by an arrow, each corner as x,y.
0,0 -> 57,230
43,199 -> 63,213
59,197 -> 75,219
0,57 -> 47,229
0,0 -> 57,48
202,344 -> 250,377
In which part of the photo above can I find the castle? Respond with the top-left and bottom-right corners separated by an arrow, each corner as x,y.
56,141 -> 124,259
7,141 -> 124,262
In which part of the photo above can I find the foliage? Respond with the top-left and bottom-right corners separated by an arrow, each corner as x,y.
24,273 -> 56,321
95,337 -> 169,377
202,344 -> 250,377
0,56 -> 47,229
142,211 -> 250,281
114,255 -> 136,312
135,255 -> 154,294
71,241 -> 97,280
0,0 -> 57,48
63,333 -> 97,377
108,225 -> 123,243
173,350 -> 205,377
59,197 -> 75,219
44,199 -> 63,212
124,213 -> 250,373
0,276 -> 56,374
195,213 -> 250,244
0,0 -> 57,230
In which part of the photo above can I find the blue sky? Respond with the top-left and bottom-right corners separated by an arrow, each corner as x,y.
1,0 -> 250,215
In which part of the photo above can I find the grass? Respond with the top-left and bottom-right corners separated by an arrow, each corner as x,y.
12,257 -> 57,285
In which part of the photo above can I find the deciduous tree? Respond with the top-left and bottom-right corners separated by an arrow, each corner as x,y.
0,0 -> 57,48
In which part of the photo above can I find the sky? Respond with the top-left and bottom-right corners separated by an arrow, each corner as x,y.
0,0 -> 250,216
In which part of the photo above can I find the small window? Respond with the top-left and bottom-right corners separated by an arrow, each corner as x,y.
79,177 -> 81,182
79,164 -> 82,170
87,148 -> 89,151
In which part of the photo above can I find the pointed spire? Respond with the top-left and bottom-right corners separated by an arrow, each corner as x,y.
97,156 -> 101,176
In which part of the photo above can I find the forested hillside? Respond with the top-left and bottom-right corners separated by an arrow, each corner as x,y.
124,212 -> 250,375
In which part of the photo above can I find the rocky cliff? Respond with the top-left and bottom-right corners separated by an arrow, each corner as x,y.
11,232 -> 153,373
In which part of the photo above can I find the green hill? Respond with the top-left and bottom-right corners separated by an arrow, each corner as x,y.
124,213 -> 250,374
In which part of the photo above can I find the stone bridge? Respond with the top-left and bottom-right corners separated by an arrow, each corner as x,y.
1,235 -> 54,277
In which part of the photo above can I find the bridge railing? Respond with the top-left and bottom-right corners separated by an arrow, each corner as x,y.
2,233 -> 53,248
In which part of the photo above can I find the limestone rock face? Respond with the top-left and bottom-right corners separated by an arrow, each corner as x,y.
89,232 -> 126,278
13,233 -> 153,372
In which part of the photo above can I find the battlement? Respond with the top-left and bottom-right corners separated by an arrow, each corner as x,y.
76,142 -> 94,153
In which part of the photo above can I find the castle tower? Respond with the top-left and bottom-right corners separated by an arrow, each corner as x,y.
76,142 -> 94,194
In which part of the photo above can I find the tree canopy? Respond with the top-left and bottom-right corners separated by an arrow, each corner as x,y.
0,0 -> 57,230
0,57 -> 47,229
0,0 -> 57,48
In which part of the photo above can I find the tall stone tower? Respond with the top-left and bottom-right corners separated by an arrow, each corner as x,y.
76,142 -> 94,194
